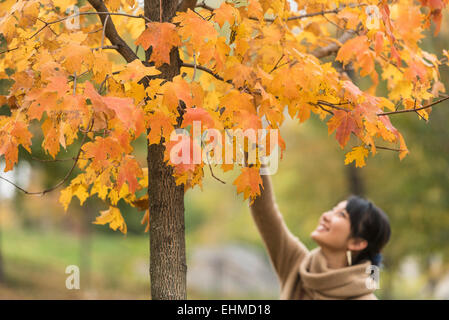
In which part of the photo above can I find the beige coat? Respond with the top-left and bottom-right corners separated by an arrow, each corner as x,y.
250,174 -> 377,300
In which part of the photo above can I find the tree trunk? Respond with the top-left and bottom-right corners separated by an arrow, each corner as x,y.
346,163 -> 365,196
148,144 -> 186,299
144,0 -> 187,300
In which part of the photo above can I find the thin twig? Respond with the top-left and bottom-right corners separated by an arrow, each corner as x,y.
311,103 -> 334,115
30,156 -> 81,162
181,62 -> 229,82
196,3 -> 215,11
373,145 -> 407,152
99,74 -> 110,94
249,3 -> 368,22
73,72 -> 77,95
200,138 -> 226,184
29,11 -> 151,39
0,47 -> 19,55
101,14 -> 110,50
68,70 -> 90,82
317,100 -> 351,112
192,53 -> 197,82
269,54 -> 285,74
377,96 -> 449,116
92,45 -> 119,51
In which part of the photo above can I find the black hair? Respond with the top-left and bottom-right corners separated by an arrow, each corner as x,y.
345,195 -> 391,266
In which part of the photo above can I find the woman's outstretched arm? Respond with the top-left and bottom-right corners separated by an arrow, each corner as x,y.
250,172 -> 309,285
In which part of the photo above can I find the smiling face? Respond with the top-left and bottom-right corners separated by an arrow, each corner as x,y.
311,200 -> 352,251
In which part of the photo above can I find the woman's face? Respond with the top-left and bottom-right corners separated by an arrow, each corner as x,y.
311,200 -> 352,251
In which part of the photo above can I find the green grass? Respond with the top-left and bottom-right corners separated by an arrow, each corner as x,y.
0,227 -> 150,299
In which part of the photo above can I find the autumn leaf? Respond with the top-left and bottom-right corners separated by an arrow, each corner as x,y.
115,59 -> 161,82
173,9 -> 218,50
181,107 -> 215,129
213,2 -> 241,27
327,110 -> 359,149
344,146 -> 369,168
233,166 -> 263,202
93,206 -> 127,234
117,156 -> 143,194
147,109 -> 177,145
135,22 -> 181,67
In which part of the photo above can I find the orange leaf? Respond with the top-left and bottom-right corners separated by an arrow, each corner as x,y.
117,156 -> 143,194
147,110 -> 177,145
327,110 -> 358,148
181,107 -> 215,129
233,166 -> 263,201
213,2 -> 240,27
135,22 -> 181,67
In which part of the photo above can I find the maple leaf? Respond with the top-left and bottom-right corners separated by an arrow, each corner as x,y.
336,36 -> 369,67
344,146 -> 369,168
147,109 -> 177,145
0,139 -> 18,172
11,120 -> 33,153
82,136 -> 122,171
117,156 -> 143,194
161,76 -> 193,111
327,110 -> 359,149
103,96 -> 144,135
41,118 -> 62,158
173,9 -> 218,50
213,2 -> 241,27
59,43 -> 94,74
135,22 -> 181,67
233,166 -> 263,202
93,206 -> 127,234
115,59 -> 161,82
181,107 -> 215,129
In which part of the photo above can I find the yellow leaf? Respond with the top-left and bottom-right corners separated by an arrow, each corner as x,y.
72,184 -> 89,206
398,132 -> 409,160
115,59 -> 160,83
344,146 -> 369,168
59,186 -> 73,211
91,181 -> 109,200
93,206 -> 127,234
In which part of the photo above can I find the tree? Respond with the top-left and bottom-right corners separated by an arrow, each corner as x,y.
1,0 -> 449,299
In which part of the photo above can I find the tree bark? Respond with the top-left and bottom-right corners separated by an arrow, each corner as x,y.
145,0 -> 187,300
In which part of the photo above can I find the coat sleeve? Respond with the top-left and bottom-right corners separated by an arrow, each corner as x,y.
249,173 -> 309,287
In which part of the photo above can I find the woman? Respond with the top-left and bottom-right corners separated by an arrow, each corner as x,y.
249,173 -> 391,300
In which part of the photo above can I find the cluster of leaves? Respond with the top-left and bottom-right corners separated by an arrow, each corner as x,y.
0,0 -> 448,233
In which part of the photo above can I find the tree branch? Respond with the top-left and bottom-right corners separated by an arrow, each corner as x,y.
312,29 -> 356,59
29,11 -> 151,40
197,2 -> 367,23
181,62 -> 231,83
377,96 -> 449,116
87,0 -> 141,63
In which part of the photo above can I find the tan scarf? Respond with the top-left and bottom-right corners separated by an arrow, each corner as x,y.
298,247 -> 376,299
